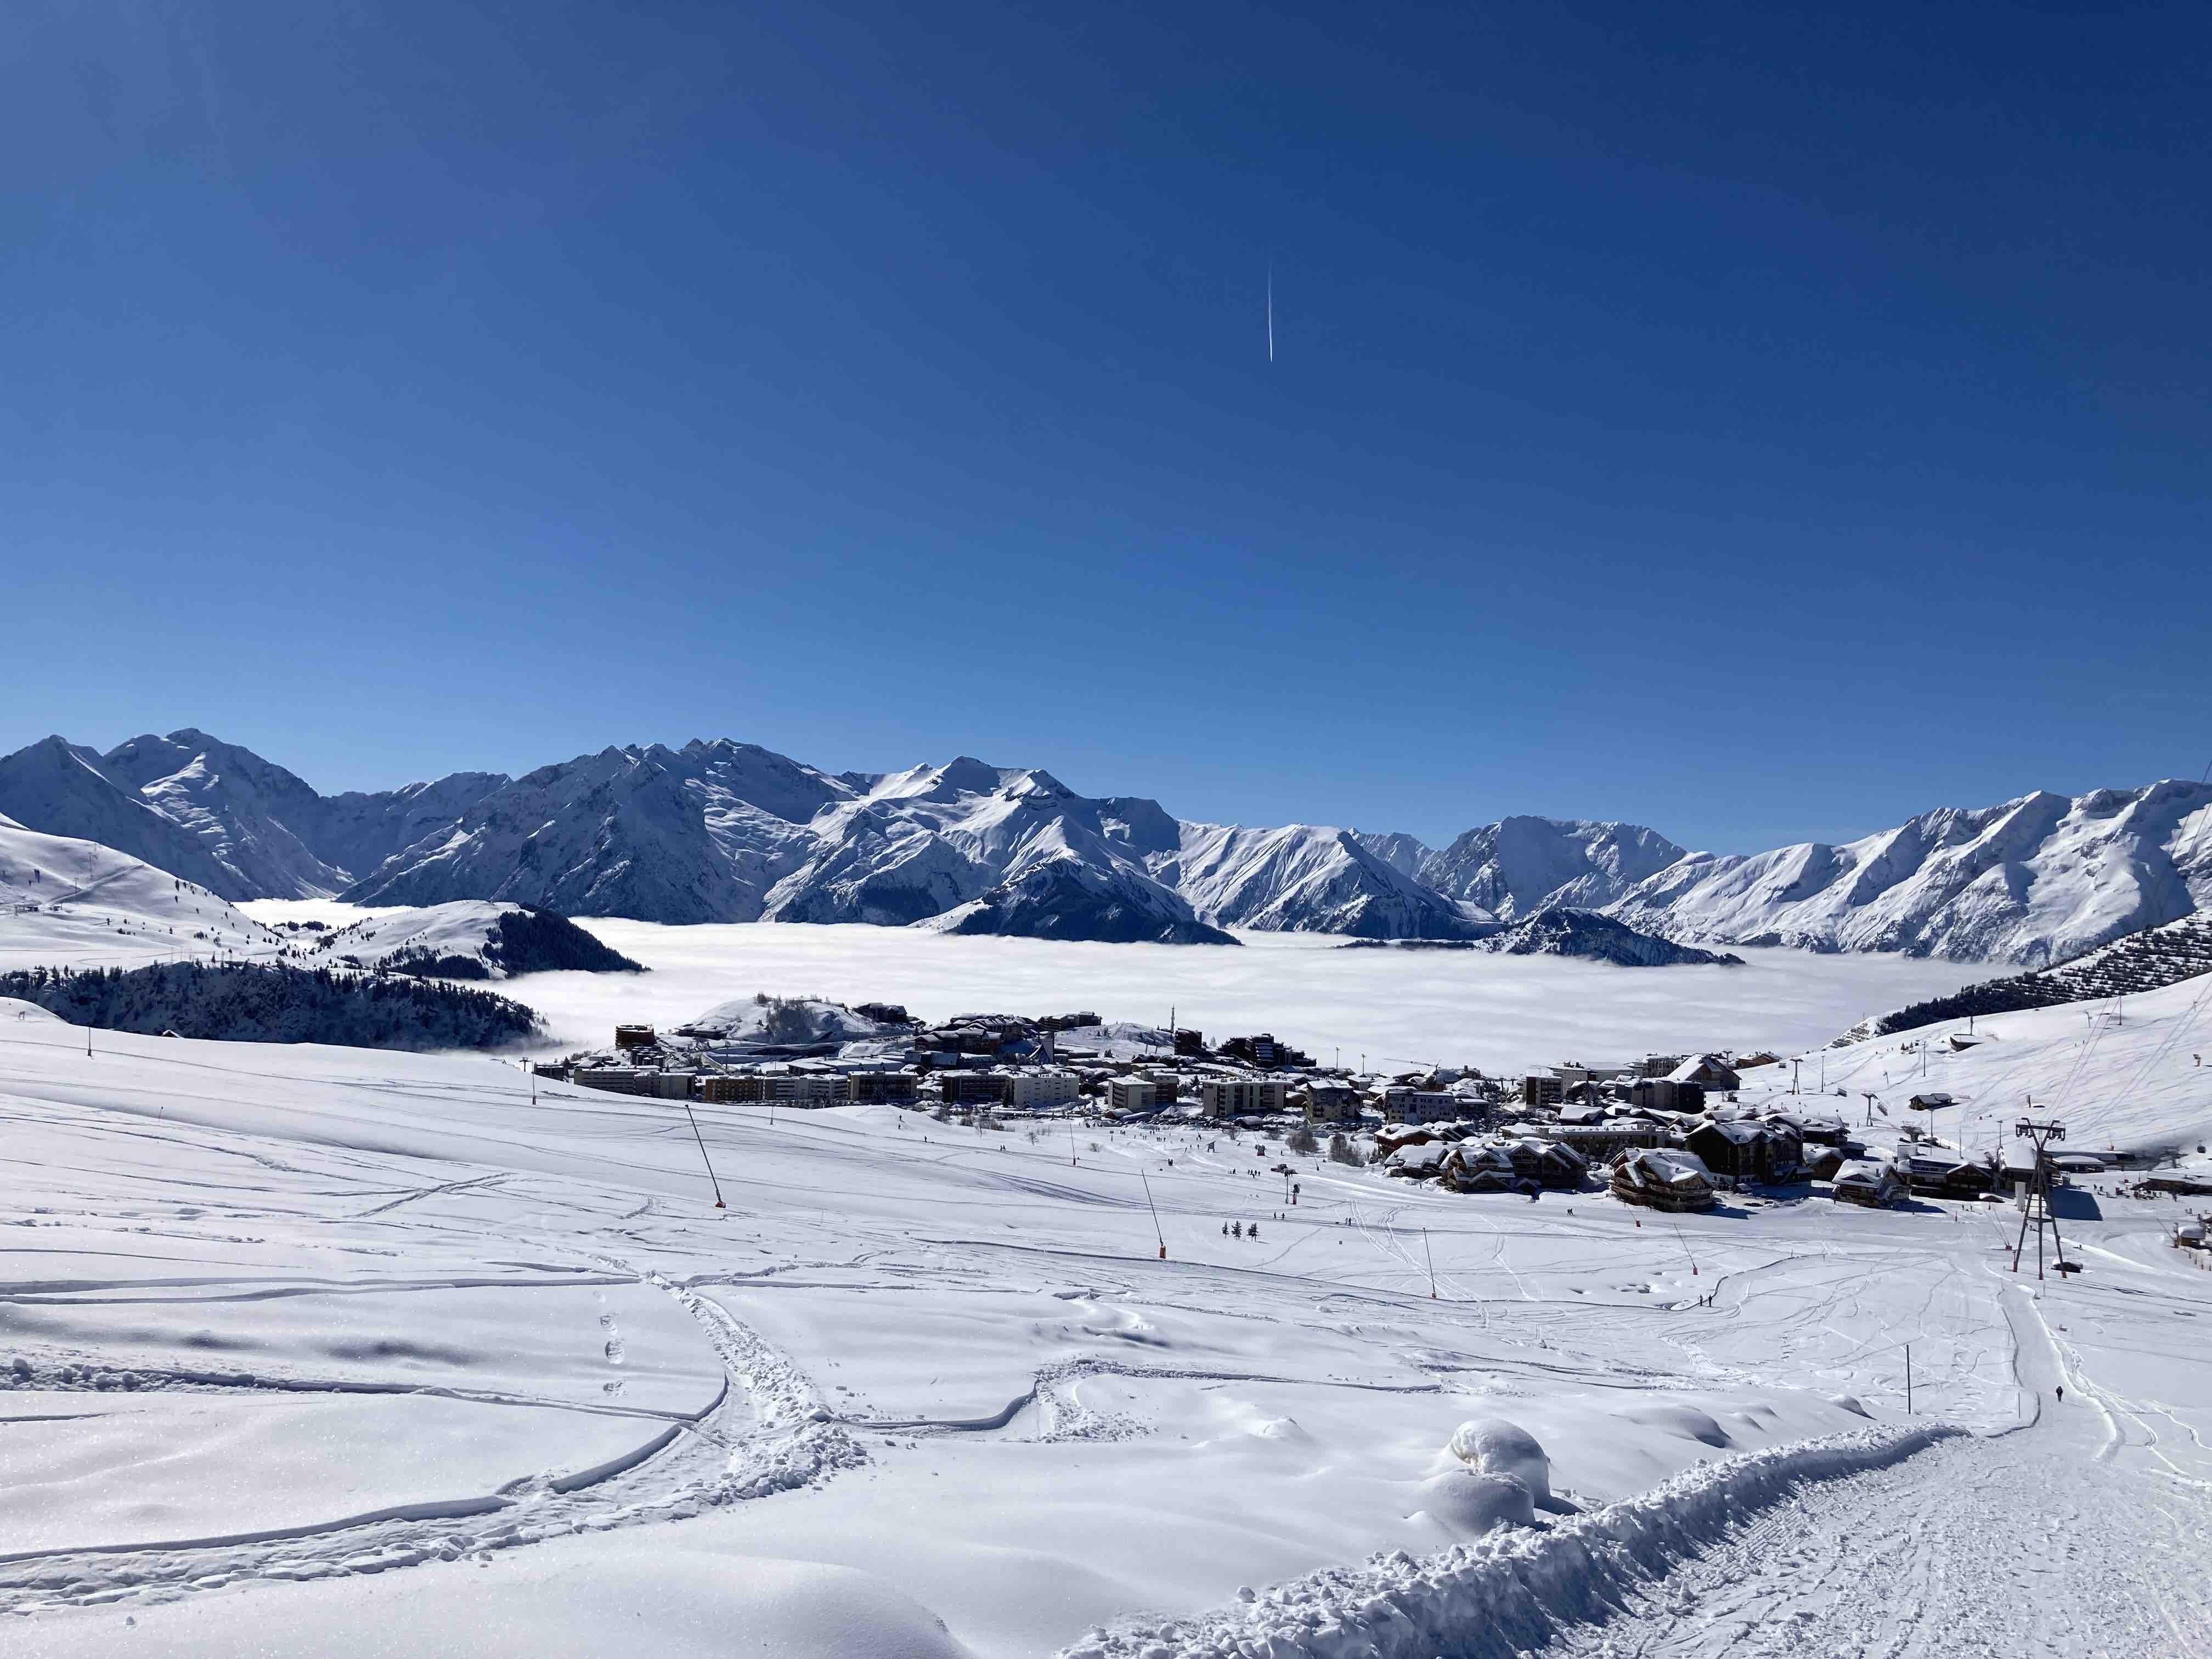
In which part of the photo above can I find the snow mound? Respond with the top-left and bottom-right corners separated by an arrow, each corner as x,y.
1447,1419 -> 1554,1506
0,996 -> 64,1024
1415,1469 -> 1536,1539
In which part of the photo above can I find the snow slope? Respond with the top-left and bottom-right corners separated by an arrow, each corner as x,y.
1170,822 -> 1488,939
1,995 -> 2207,1654
340,742 -> 838,923
1410,817 -> 1689,921
300,902 -> 645,979
1748,967 -> 2212,1160
0,1008 -> 2203,1654
1609,781 -> 2212,964
771,763 -> 1227,943
0,737 -> 255,900
0,814 -> 285,972
1854,911 -> 2212,1037
98,730 -> 353,900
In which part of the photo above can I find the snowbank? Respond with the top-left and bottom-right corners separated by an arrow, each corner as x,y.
1059,1421 -> 1962,1659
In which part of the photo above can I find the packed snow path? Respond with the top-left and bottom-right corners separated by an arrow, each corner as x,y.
1531,1274 -> 2212,1658
1546,1431 -> 2210,1658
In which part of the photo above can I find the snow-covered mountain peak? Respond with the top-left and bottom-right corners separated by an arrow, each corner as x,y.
9,731 -> 2211,961
1413,816 -> 1688,922
1608,778 -> 2212,963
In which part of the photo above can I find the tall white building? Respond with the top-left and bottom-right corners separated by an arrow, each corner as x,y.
1007,1069 -> 1081,1109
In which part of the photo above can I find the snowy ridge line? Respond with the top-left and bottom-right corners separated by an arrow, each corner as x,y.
1057,1421 -> 1966,1659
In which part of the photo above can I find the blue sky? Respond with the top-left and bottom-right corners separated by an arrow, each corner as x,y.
3,1 -> 2205,851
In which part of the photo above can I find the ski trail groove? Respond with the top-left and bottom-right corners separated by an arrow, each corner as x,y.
0,1261 -> 864,1617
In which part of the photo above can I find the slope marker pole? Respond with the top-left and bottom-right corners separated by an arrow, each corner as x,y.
681,1097 -> 726,1209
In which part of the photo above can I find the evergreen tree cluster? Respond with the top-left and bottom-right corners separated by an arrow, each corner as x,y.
1872,914 -> 2212,1036
0,962 -> 543,1051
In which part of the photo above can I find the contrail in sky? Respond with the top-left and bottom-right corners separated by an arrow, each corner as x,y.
1266,264 -> 1274,363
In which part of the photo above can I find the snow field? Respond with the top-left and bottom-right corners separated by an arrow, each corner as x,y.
1744,968 -> 2212,1162
0,817 -> 285,973
3,980 -> 2209,1654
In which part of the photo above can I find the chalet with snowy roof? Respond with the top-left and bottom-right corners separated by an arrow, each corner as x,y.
1831,1159 -> 1905,1208
1628,1076 -> 1704,1115
1669,1055 -> 1741,1092
1801,1143 -> 1846,1182
1764,1109 -> 1848,1146
1440,1145 -> 1524,1193
1547,1119 -> 1672,1160
1498,1136 -> 1588,1189
1383,1141 -> 1453,1180
1685,1118 -> 1801,1183
1609,1147 -> 1717,1211
1899,1148 -> 1991,1197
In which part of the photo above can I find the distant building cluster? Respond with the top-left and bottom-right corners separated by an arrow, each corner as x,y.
534,1003 -> 2038,1217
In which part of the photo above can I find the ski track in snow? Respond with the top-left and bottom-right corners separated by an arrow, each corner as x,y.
1532,1294 -> 2212,1659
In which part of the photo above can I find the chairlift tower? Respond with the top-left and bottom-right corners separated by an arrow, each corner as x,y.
2010,1119 -> 2073,1280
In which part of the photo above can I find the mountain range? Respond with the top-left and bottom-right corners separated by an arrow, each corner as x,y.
3,730 -> 2207,963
